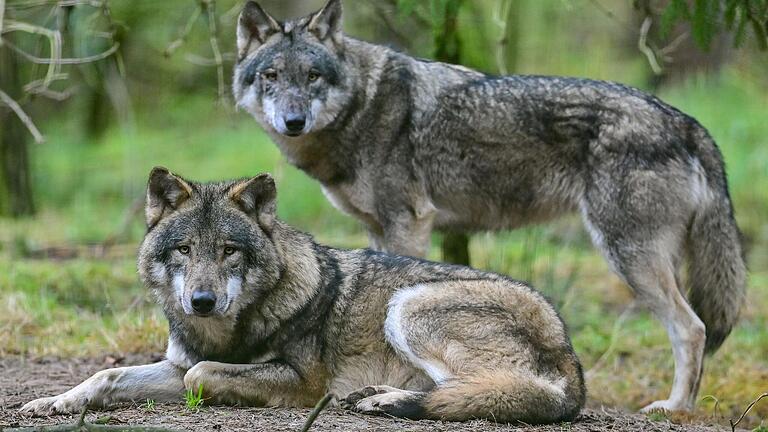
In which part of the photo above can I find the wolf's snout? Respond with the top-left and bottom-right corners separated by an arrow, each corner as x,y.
283,114 -> 306,135
191,290 -> 216,315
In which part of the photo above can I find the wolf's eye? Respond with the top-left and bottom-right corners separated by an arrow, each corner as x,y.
224,246 -> 236,256
308,71 -> 320,82
262,70 -> 277,81
177,246 -> 190,255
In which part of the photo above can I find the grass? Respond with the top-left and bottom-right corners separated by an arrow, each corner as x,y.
184,385 -> 205,411
1,47 -> 766,432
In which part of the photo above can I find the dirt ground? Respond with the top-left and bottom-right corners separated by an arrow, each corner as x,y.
0,356 -> 735,432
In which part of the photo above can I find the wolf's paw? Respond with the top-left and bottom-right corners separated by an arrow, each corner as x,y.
340,386 -> 390,410
640,399 -> 690,413
20,395 -> 88,416
342,386 -> 425,419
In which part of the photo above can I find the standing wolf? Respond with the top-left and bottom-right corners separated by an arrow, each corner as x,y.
21,168 -> 585,424
232,0 -> 747,412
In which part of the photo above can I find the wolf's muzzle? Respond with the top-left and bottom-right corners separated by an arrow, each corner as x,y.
283,114 -> 306,136
191,290 -> 216,316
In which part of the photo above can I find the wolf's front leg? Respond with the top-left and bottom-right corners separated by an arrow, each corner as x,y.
21,360 -> 186,416
371,202 -> 436,258
183,361 -> 318,407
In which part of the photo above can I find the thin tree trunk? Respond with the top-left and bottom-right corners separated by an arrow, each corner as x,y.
432,0 -> 471,266
0,38 -> 35,217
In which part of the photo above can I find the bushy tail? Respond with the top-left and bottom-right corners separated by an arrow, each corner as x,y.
687,126 -> 747,353
687,192 -> 747,353
422,360 -> 585,424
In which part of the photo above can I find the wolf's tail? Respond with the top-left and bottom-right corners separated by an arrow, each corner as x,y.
422,357 -> 585,424
687,128 -> 747,353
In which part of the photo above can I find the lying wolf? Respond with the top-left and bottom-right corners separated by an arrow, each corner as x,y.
21,167 -> 585,424
232,0 -> 747,412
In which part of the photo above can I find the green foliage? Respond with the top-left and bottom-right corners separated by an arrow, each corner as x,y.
144,398 -> 156,411
184,384 -> 205,411
646,411 -> 668,422
655,0 -> 768,50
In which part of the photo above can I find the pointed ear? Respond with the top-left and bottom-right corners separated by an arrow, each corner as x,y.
308,0 -> 343,45
237,1 -> 281,58
145,167 -> 193,229
229,174 -> 277,232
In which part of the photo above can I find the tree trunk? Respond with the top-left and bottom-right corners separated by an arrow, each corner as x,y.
0,39 -> 35,218
432,0 -> 471,266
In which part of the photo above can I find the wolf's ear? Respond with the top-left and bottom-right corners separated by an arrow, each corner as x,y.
308,0 -> 343,45
229,174 -> 277,233
237,1 -> 281,58
145,167 -> 193,229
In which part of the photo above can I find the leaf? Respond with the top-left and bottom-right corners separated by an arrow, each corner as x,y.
749,14 -> 768,49
691,0 -> 716,51
660,0 -> 690,39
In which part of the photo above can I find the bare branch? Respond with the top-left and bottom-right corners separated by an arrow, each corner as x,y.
0,88 -> 45,143
0,0 -> 6,44
2,37 -> 119,64
492,0 -> 512,75
2,19 -> 62,89
730,392 -> 768,432
203,0 -> 226,104
5,0 -> 102,9
638,17 -> 663,75
164,5 -> 202,58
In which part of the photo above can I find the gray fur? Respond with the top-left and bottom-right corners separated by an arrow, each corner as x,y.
232,0 -> 747,412
21,168 -> 586,425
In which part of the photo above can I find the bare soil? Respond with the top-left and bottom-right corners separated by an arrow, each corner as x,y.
0,356 -> 733,432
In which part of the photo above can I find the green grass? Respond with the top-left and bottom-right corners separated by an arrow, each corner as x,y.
1,67 -> 766,427
184,385 -> 205,411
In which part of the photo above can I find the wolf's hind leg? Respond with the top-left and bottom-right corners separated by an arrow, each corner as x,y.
582,210 -> 704,412
381,282 -> 585,423
20,360 -> 185,416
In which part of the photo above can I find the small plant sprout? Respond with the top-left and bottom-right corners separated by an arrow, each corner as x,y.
144,398 -> 155,411
184,384 -> 205,411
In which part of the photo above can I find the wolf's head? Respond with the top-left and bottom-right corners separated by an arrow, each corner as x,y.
232,0 -> 351,137
138,167 -> 282,319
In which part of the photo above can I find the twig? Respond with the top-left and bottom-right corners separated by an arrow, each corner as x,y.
0,0 -> 6,43
5,0 -> 103,9
2,38 -> 120,64
164,5 -> 202,58
700,394 -> 721,420
202,0 -> 226,104
2,19 -> 62,89
0,88 -> 45,143
638,16 -> 663,75
300,393 -> 335,432
730,392 -> 768,431
492,0 -> 511,75
76,405 -> 89,428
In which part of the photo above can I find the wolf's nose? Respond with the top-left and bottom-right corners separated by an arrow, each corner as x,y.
284,115 -> 306,133
191,290 -> 216,315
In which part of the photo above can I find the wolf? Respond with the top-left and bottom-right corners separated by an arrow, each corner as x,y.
21,167 -> 585,424
231,0 -> 747,413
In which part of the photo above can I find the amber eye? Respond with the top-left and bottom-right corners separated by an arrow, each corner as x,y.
178,246 -> 190,255
224,246 -> 236,256
308,71 -> 320,82
262,70 -> 277,81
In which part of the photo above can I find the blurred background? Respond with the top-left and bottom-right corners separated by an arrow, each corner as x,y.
1,0 -> 766,427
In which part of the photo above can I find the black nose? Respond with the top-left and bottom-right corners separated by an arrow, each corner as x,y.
284,114 -> 306,133
191,290 -> 216,315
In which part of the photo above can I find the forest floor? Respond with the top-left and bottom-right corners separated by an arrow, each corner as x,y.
0,356 -> 740,432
